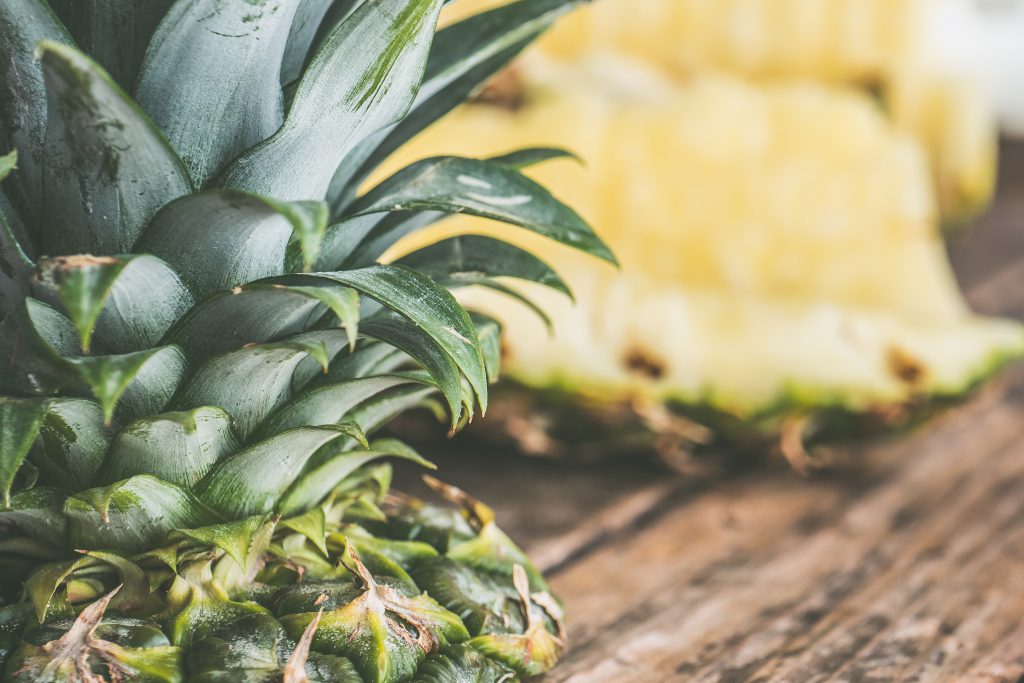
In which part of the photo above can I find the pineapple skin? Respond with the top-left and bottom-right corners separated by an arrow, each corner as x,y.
385,63 -> 1024,452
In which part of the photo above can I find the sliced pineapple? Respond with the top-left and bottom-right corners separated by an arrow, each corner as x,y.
385,62 -> 1024,429
443,0 -> 998,226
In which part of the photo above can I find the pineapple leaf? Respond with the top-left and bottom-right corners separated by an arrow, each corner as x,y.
24,398 -> 107,493
36,255 -> 126,354
136,0 -> 300,186
174,330 -> 349,441
396,234 -> 572,299
0,149 -> 15,178
138,190 -> 330,300
219,0 -> 444,201
330,148 -> 574,269
173,515 -> 269,573
48,0 -> 174,89
279,439 -> 435,517
0,397 -> 49,507
488,146 -> 581,169
346,156 -> 615,265
65,475 -> 220,553
281,0 -> 335,86
281,506 -> 329,557
0,0 -> 72,229
0,299 -> 80,396
360,312 -> 464,430
100,407 -> 238,489
347,384 -> 441,436
109,345 -> 188,427
90,257 -> 194,354
194,426 -> 355,518
36,255 -> 194,356
340,0 -> 584,198
272,265 -> 489,416
0,186 -> 34,320
257,373 -> 432,440
471,313 -> 503,382
66,346 -> 184,424
35,41 -> 193,255
0,488 -> 68,550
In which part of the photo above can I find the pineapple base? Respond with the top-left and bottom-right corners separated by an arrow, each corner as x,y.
0,472 -> 562,683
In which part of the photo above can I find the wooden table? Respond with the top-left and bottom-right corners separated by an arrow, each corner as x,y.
403,140 -> 1024,682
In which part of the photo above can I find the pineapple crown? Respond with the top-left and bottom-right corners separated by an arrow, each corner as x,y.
0,0 -> 609,640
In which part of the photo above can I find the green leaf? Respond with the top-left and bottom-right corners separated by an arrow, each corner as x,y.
194,426 -> 352,518
0,488 -> 68,551
65,475 -> 219,552
279,439 -> 435,516
273,265 -> 489,415
29,398 -> 108,492
0,299 -> 80,396
281,0 -> 335,85
35,42 -> 192,255
279,557 -> 469,683
0,0 -> 72,229
174,515 -> 268,573
37,255 -> 126,354
67,346 -> 185,424
136,0 -> 300,186
347,156 -> 615,265
163,284 -> 353,363
397,234 -> 572,299
34,254 -> 193,355
174,330 -> 346,441
489,146 -> 580,169
338,0 -> 583,198
281,506 -> 329,557
348,385 -> 440,435
0,186 -> 34,321
258,373 -> 430,439
138,191 -> 330,298
100,408 -> 237,489
325,340 -> 409,382
361,312 -> 464,429
219,0 -> 444,201
330,147 -> 574,269
111,345 -> 188,426
0,397 -> 48,506
471,313 -> 502,384
48,0 -> 174,88
0,149 -> 15,178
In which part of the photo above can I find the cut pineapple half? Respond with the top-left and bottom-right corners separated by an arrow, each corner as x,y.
443,0 -> 998,226
385,62 -> 1024,425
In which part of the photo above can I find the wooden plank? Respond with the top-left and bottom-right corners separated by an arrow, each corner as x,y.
541,382 -> 1024,682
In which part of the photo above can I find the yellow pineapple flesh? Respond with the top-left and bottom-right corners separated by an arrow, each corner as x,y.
384,61 -> 1023,423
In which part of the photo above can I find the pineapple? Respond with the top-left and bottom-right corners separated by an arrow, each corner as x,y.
444,0 -> 999,227
0,0 -> 611,681
387,59 -> 1024,461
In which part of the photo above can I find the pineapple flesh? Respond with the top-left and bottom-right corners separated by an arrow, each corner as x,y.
387,57 -> 1024,453
445,0 -> 999,227
0,1 -> 610,681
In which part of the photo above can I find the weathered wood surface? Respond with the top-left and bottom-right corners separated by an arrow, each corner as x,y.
401,140 -> 1024,682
